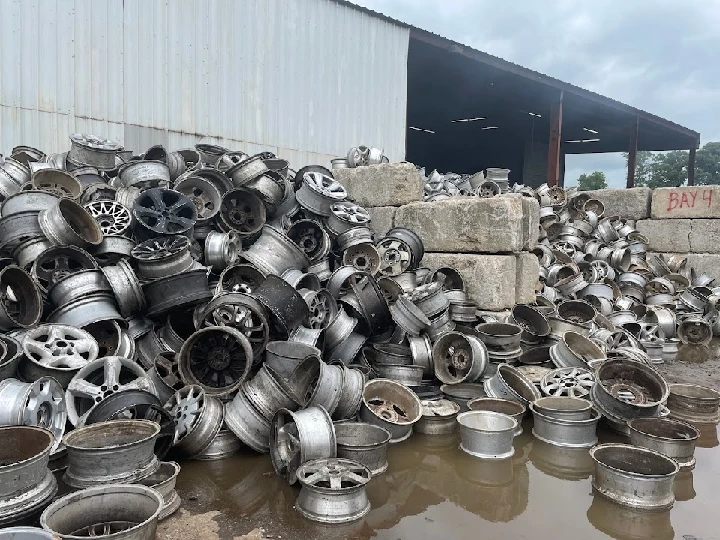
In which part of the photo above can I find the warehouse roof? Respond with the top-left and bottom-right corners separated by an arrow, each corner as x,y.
335,0 -> 701,154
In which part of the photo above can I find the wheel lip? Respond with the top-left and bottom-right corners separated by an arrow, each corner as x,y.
0,265 -> 43,329
64,418 -> 160,450
178,326 -> 253,397
0,425 -> 55,469
40,483 -> 164,538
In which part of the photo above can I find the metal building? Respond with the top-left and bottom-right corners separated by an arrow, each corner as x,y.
0,0 -> 700,186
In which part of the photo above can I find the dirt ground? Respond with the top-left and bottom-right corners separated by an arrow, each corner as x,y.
655,339 -> 720,389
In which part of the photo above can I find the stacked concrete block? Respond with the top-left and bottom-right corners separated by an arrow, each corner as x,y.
651,185 -> 720,219
334,164 -> 540,310
633,186 -> 720,282
591,187 -> 652,221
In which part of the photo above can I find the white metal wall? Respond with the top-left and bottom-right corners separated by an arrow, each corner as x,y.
0,0 -> 409,168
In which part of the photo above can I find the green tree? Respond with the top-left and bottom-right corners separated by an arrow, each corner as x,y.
577,171 -> 608,191
695,142 -> 720,186
623,142 -> 720,188
648,150 -> 688,188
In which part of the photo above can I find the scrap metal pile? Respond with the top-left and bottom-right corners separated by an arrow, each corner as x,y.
422,167 -> 514,200
0,137 -> 719,537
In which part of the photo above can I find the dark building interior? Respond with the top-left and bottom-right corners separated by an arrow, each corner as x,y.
404,33 -> 700,187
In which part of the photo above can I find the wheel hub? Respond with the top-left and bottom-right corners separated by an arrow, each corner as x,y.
207,347 -> 232,371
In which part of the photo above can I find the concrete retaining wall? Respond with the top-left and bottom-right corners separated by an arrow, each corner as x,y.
335,164 -> 540,310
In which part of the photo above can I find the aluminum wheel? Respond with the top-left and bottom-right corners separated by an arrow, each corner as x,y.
0,377 -> 67,454
32,169 -> 82,199
304,289 -> 338,330
271,406 -> 337,484
178,327 -> 253,397
326,201 -> 371,236
165,384 -> 224,456
132,187 -> 197,237
541,367 -> 596,398
174,175 -> 222,222
197,292 -> 269,358
22,324 -> 99,385
295,458 -> 371,524
84,389 -> 175,459
295,172 -> 347,216
83,200 -> 132,235
217,188 -> 266,235
65,356 -> 156,425
216,263 -> 266,295
31,245 -> 97,293
343,243 -> 381,275
0,266 -> 42,330
287,220 -> 330,262
376,237 -> 412,277
131,235 -> 194,280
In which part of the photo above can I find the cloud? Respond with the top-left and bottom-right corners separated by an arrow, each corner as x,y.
353,0 -> 718,176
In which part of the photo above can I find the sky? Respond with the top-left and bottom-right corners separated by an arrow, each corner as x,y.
353,0 -> 720,187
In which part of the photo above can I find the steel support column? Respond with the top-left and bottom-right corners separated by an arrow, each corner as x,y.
688,147 -> 696,186
626,116 -> 639,188
546,92 -> 563,187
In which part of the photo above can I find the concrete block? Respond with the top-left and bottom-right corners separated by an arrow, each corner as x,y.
689,219 -> 720,254
366,206 -> 395,238
651,186 -> 720,219
515,253 -> 540,304
636,219 -> 691,253
394,197 -> 528,253
334,163 -> 424,208
519,196 -> 540,251
476,309 -> 512,322
420,253 -> 519,310
591,188 -> 652,220
647,252 -> 720,282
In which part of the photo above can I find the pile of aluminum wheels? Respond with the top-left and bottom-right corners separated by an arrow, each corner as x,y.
2,135 -> 720,531
422,167 -> 513,200
331,146 -> 388,170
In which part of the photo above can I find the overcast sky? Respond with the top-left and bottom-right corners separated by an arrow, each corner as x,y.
353,0 -> 720,187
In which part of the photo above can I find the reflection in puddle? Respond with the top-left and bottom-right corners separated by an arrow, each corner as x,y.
694,422 -> 719,448
674,470 -> 696,502
587,495 -> 674,540
529,439 -> 594,481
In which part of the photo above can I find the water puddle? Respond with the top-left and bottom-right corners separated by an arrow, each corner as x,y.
172,420 -> 720,539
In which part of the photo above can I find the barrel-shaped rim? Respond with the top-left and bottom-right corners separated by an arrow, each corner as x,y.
669,383 -> 720,403
529,402 -> 601,426
440,383 -> 486,400
457,410 -> 517,433
41,483 -> 164,539
590,443 -> 679,478
467,397 -> 525,417
362,378 -> 422,424
0,426 -> 54,468
64,419 -> 160,450
627,417 -> 700,442
533,396 -> 593,414
334,422 -> 392,449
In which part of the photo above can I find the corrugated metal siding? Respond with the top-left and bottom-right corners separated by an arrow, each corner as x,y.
0,0 -> 409,168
